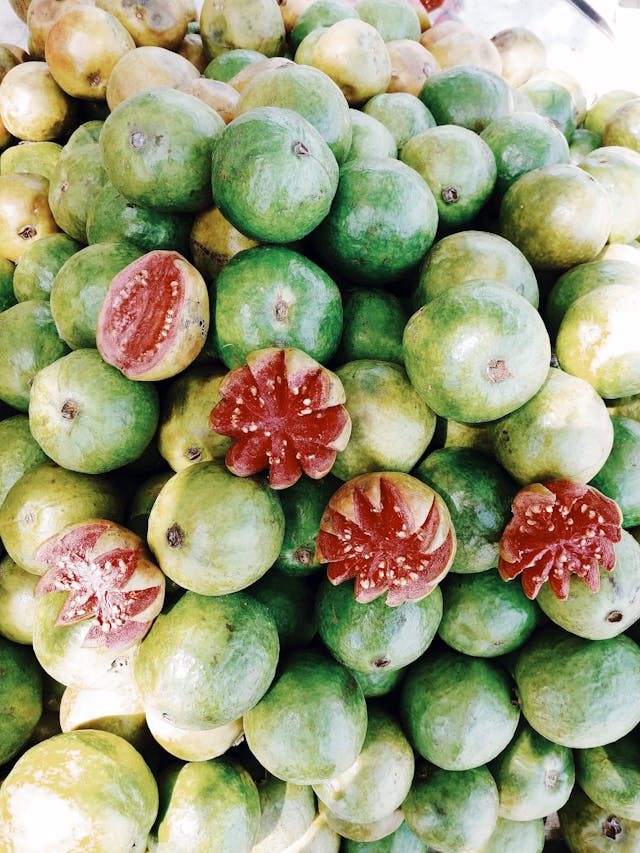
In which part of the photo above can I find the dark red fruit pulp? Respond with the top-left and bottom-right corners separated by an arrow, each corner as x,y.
316,473 -> 455,606
209,348 -> 351,489
97,250 -> 185,377
498,479 -> 623,600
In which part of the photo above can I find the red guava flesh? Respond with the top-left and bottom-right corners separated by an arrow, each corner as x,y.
498,479 -> 623,600
34,520 -> 165,651
315,472 -> 456,606
209,347 -> 352,490
96,249 -> 208,380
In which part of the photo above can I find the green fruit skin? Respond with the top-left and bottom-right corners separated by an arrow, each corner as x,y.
125,470 -> 173,542
236,62 -> 352,164
419,65 -> 513,133
313,705 -> 414,825
86,182 -> 193,256
204,49 -> 267,82
199,0 -> 285,60
403,763 -> 499,853
157,365 -> 231,472
311,156 -> 438,287
100,87 -> 226,213
0,414 -> 49,508
544,259 -> 640,341
0,300 -> 70,411
519,79 -> 577,140
362,92 -> 436,152
214,245 -> 343,368
0,461 -> 123,575
476,817 -> 545,853
555,283 -> 640,399
341,821 -> 427,853
0,553 -> 38,644
559,785 -> 640,853
249,570 -> 317,651
489,719 -> 575,822
243,648 -> 368,785
345,109 -> 397,162
414,229 -> 539,310
569,127 -> 602,164
290,0 -> 359,52
147,460 -> 285,596
253,773 -> 316,853
0,638 -> 43,764
579,145 -> 640,243
134,590 -> 279,730
64,120 -> 105,151
50,241 -> 142,350
514,626 -> 640,748
332,360 -> 436,481
595,388 -> 640,496
437,570 -> 538,658
12,233 -> 81,302
489,366 -> 614,485
403,282 -> 550,424
414,447 -> 517,574
348,665 -> 405,698
480,111 -> 570,197
575,731 -> 640,821
537,529 -> 640,640
400,649 -> 519,771
274,474 -> 339,576
212,107 -> 339,244
48,142 -> 108,243
0,257 -> 16,313
354,0 -> 420,41
154,758 -> 261,853
0,729 -> 158,853
316,577 -> 442,674
400,124 -> 497,229
499,163 -> 612,271
0,141 -> 63,181
28,348 -> 160,475
336,288 -> 407,366
319,799 -> 403,843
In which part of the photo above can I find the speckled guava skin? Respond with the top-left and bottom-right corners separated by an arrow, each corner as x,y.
0,729 -> 158,853
243,648 -> 367,785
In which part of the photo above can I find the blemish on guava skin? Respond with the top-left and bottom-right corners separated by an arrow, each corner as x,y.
130,130 -> 146,149
603,816 -> 623,839
373,657 -> 390,668
18,225 -> 36,240
486,359 -> 514,383
60,399 -> 79,420
166,523 -> 184,548
293,546 -> 312,566
274,298 -> 289,322
607,610 -> 624,623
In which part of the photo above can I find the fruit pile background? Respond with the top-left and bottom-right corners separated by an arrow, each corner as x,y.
4,0 -> 640,851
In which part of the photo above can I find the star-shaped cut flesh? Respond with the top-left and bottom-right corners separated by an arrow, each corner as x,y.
34,520 -> 165,651
498,479 -> 623,600
209,347 -> 351,489
315,472 -> 456,606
